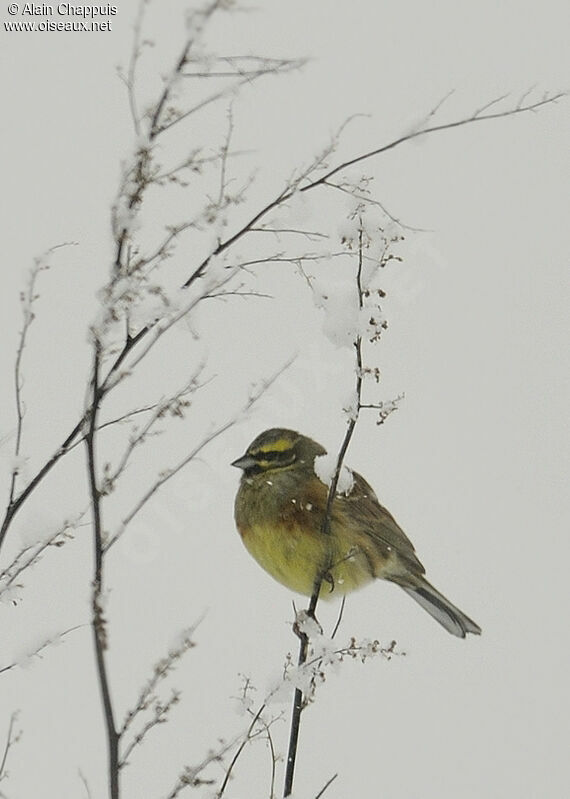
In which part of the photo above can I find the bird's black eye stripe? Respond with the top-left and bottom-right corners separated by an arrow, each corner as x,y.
253,449 -> 296,463
250,448 -> 297,468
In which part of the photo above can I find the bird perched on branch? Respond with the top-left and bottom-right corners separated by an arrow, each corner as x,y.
232,428 -> 481,638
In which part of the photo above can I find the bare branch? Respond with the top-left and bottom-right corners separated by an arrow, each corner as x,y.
119,0 -> 147,134
285,216 -> 393,795
100,368 -> 206,495
120,690 -> 181,769
184,89 -> 565,288
7,244 -> 77,507
182,54 -> 306,79
0,626 -> 82,675
0,713 -> 21,788
315,773 -> 338,799
306,90 -> 566,190
248,226 -> 329,240
66,403 -> 163,455
0,411 -> 88,552
322,179 -> 429,233
158,58 -> 304,136
78,769 -> 94,799
119,626 -> 196,747
84,344 -> 120,799
217,702 -> 267,798
330,595 -> 346,640
164,739 -> 238,799
0,513 -> 84,600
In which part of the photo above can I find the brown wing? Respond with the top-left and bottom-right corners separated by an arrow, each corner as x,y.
337,471 -> 426,576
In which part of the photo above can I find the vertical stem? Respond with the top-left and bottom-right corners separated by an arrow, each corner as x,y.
283,224 -> 366,797
284,588 -> 320,797
85,344 -> 120,799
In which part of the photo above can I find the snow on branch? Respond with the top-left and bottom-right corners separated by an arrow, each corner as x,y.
0,513 -> 83,603
119,627 -> 197,769
0,626 -> 82,676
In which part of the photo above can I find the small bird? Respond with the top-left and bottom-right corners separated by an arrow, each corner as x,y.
232,428 -> 481,638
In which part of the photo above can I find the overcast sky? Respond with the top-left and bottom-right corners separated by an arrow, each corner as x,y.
1,2 -> 569,798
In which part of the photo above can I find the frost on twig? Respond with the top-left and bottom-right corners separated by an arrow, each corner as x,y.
0,513 -> 83,603
106,0 -> 306,360
119,627 -> 197,768
8,244 -> 77,507
276,610 -> 400,710
164,744 -> 232,799
0,626 -> 82,676
285,207 -> 407,795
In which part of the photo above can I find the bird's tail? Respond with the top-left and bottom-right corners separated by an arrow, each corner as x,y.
401,578 -> 482,638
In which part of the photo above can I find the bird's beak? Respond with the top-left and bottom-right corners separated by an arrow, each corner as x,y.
231,453 -> 256,470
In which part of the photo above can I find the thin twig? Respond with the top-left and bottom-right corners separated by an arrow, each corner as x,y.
0,412 -> 88,552
0,514 -> 83,597
119,625 -> 196,759
0,713 -> 19,785
66,404 -> 161,454
123,0 -> 147,134
217,703 -> 267,798
102,370 -> 205,493
164,738 -> 239,799
0,626 -> 82,675
159,59 -> 304,136
330,596 -> 346,640
315,773 -> 338,799
78,769 -> 94,799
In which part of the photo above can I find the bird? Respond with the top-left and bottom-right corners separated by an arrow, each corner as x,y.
232,428 -> 481,638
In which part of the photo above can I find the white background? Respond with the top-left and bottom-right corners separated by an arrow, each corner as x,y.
1,1 -> 569,797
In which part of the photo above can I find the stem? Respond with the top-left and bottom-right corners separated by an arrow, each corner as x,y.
283,227 -> 366,798
0,414 -> 87,550
0,326 -> 148,554
283,588 -> 320,798
0,713 -> 18,782
85,344 -> 120,799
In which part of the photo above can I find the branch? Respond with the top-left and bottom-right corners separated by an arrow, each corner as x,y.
182,54 -> 306,79
315,773 -> 338,799
84,343 -> 120,799
217,702 -> 267,798
305,90 -> 565,190
9,257 -> 43,506
101,369 -> 206,495
159,57 -> 304,136
0,713 -> 20,788
284,223 -> 368,797
0,513 -> 83,600
119,627 -> 196,767
0,626 -> 82,676
78,769 -> 94,799
184,89 -> 565,288
164,740 -> 238,799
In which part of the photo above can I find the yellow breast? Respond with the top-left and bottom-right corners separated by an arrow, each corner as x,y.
238,517 -> 376,598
